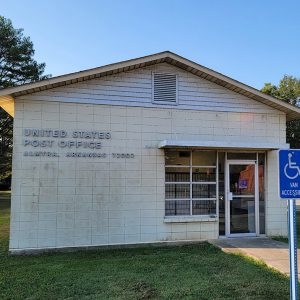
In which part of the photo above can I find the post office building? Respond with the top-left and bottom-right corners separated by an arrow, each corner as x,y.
1,51 -> 300,253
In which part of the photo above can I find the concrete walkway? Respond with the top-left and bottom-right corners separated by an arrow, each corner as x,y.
209,237 -> 299,276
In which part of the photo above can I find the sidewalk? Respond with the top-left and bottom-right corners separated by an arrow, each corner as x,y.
209,237 -> 299,276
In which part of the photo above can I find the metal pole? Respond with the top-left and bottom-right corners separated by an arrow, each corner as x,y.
288,199 -> 298,300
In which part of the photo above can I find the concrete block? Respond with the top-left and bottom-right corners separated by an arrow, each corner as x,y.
140,233 -> 157,242
38,220 -> 56,230
38,229 -> 56,239
57,212 -> 74,228
73,236 -> 91,246
38,203 -> 57,213
38,212 -> 57,221
18,238 -> 38,249
171,232 -> 187,240
109,234 -> 125,244
38,238 -> 56,248
186,231 -> 201,240
92,234 -> 109,245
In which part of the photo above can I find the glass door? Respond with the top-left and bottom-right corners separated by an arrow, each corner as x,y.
226,161 -> 258,236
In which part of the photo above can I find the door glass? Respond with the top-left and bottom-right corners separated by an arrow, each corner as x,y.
229,164 -> 256,234
258,153 -> 265,234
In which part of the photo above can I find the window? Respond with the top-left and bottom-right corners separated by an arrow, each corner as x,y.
152,72 -> 178,104
165,150 -> 217,216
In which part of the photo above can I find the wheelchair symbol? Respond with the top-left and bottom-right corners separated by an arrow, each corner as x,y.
284,152 -> 300,179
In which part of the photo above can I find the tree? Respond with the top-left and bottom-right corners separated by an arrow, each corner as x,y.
261,75 -> 300,148
0,16 -> 50,188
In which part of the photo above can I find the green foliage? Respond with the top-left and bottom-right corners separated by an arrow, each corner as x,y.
0,16 -> 49,186
287,119 -> 300,149
0,16 -> 49,88
261,82 -> 280,98
261,75 -> 300,148
0,110 -> 12,183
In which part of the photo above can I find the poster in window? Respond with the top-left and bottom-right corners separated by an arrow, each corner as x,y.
238,179 -> 248,189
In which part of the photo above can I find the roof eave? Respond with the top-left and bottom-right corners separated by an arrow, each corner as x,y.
0,51 -> 171,97
0,51 -> 300,120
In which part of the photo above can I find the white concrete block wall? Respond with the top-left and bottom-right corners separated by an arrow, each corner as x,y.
10,99 -> 286,251
265,150 -> 288,236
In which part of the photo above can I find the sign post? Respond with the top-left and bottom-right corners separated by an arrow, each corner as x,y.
279,150 -> 299,300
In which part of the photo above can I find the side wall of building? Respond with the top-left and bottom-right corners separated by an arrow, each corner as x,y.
10,96 -> 286,251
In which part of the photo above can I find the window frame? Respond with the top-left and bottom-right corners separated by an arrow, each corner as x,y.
165,150 -> 218,217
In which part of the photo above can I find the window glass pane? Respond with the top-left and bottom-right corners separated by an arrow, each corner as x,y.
192,184 -> 216,198
165,150 -> 190,165
165,184 -> 190,199
192,151 -> 216,166
192,200 -> 216,215
192,167 -> 216,182
165,167 -> 190,182
258,153 -> 265,234
229,164 -> 255,196
165,200 -> 190,216
230,197 -> 255,234
227,152 -> 256,160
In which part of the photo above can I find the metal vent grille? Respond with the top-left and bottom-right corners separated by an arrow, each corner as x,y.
153,73 -> 177,104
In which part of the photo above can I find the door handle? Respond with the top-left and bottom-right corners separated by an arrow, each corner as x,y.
228,192 -> 233,201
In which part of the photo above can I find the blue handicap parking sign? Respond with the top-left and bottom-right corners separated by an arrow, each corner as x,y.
279,149 -> 300,199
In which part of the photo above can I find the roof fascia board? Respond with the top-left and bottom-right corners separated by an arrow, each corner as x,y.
0,52 -> 169,96
166,52 -> 300,117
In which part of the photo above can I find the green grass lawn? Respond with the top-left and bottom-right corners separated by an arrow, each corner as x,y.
0,192 -> 292,299
0,191 -> 10,251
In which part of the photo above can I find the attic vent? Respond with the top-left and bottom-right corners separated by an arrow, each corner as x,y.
153,73 -> 178,104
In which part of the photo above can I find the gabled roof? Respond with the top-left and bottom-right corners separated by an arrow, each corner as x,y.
1,51 -> 300,120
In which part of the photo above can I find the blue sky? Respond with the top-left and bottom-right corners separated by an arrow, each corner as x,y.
2,0 -> 300,89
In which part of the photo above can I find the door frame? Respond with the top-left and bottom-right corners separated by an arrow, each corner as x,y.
225,159 -> 260,237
